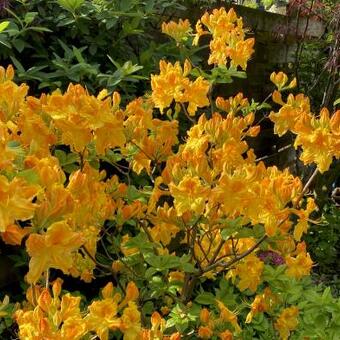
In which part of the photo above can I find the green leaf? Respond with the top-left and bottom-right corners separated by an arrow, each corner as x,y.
12,39 -> 25,53
24,12 -> 38,25
195,292 -> 216,305
16,169 -> 40,185
0,21 -> 10,33
57,0 -> 85,13
334,98 -> 340,106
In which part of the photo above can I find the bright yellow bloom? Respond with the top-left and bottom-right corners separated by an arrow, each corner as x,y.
25,220 -> 85,283
34,184 -> 74,227
194,8 -> 254,69
0,65 -> 28,122
44,84 -> 125,153
274,306 -> 299,340
24,154 -> 65,189
17,95 -> 57,157
216,300 -> 241,333
0,64 -> 14,82
169,175 -> 210,216
120,302 -> 142,340
246,287 -> 277,323
269,93 -> 311,137
67,163 -> 115,227
0,121 -> 16,170
0,175 -> 39,233
270,71 -> 296,91
151,59 -> 209,115
294,108 -> 340,173
162,19 -> 192,43
228,38 -> 255,70
285,244 -> 313,279
228,254 -> 264,292
292,197 -> 317,241
15,281 -> 86,340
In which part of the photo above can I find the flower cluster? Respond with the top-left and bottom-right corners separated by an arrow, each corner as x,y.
0,6 -> 338,340
151,59 -> 210,115
269,72 -> 340,173
193,8 -> 254,69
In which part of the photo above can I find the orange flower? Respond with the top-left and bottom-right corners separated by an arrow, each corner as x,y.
294,108 -> 340,173
169,175 -> 210,216
198,325 -> 214,339
246,287 -> 277,323
25,220 -> 85,283
162,19 -> 192,43
15,283 -> 86,340
0,175 -> 39,233
270,71 -> 296,91
0,65 -> 28,122
120,302 -> 142,340
228,254 -> 264,293
194,8 -> 254,69
219,330 -> 233,340
43,84 -> 125,153
1,223 -> 31,245
285,245 -> 313,279
216,300 -> 241,333
151,59 -> 209,115
274,306 -> 299,340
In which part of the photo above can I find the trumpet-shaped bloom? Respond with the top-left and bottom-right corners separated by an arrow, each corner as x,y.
151,60 -> 209,115
0,175 -> 39,233
274,306 -> 299,340
26,220 -> 85,283
162,19 -> 192,43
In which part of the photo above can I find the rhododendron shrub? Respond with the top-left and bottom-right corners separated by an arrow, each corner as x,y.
0,7 -> 340,340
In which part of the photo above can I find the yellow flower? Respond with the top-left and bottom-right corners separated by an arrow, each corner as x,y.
229,254 -> 264,292
120,302 -> 142,340
194,8 -> 254,69
86,296 -> 121,340
292,197 -> 317,241
17,96 -> 57,157
169,175 -> 210,216
294,108 -> 340,173
25,220 -> 85,283
285,245 -> 313,279
15,283 -> 86,340
1,223 -> 31,246
0,175 -> 39,233
274,306 -> 299,340
0,65 -> 14,82
162,19 -> 192,43
34,184 -> 74,227
270,71 -> 296,91
149,222 -> 180,246
44,84 -> 125,152
0,121 -> 16,170
151,59 -> 209,115
67,164 -> 115,227
0,66 -> 28,122
245,287 -> 277,323
200,308 -> 211,324
216,300 -> 241,333
269,93 -> 311,137
24,155 -> 65,189
229,38 -> 255,70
